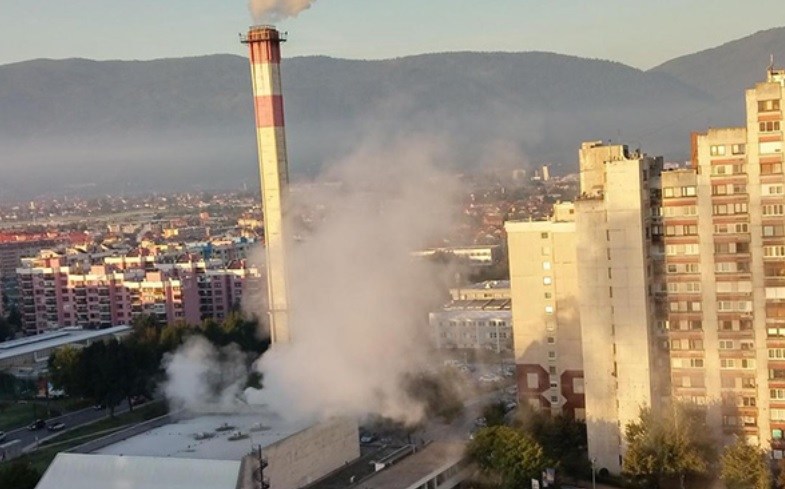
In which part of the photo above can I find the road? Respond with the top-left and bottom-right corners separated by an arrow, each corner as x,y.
3,400 -> 135,451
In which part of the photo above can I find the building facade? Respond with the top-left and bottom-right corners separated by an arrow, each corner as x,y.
574,141 -> 668,474
16,254 -> 261,334
660,67 -> 785,454
506,202 -> 585,420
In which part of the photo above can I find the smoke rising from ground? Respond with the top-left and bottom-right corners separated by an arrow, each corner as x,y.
249,0 -> 317,22
243,136 -> 462,424
163,336 -> 249,412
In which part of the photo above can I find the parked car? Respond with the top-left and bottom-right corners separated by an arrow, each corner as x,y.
47,422 -> 66,432
27,419 -> 45,431
474,417 -> 487,428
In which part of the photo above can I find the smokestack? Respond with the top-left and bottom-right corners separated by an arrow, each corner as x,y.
241,26 -> 292,344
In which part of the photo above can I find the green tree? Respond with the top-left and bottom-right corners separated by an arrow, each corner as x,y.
468,425 -> 551,489
48,345 -> 82,395
481,401 -> 508,428
0,461 -> 41,489
623,403 -> 716,488
513,406 -> 588,476
0,316 -> 13,342
720,437 -> 771,489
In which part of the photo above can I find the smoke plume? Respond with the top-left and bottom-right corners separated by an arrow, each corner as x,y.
162,336 -> 249,412
244,135 -> 463,425
249,0 -> 317,22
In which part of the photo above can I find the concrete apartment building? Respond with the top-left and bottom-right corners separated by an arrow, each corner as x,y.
659,67 -> 785,454
506,203 -> 585,419
16,254 -> 261,334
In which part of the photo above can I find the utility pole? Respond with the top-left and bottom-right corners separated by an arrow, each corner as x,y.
591,457 -> 596,489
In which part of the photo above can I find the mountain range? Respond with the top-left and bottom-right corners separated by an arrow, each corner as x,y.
1,26 -> 784,198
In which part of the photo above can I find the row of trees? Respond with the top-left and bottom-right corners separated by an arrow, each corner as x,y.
48,311 -> 267,414
623,403 -> 782,489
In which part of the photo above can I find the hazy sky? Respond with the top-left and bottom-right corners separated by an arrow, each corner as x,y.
0,0 -> 782,69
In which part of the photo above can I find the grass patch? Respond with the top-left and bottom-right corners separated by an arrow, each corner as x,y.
19,401 -> 168,473
0,398 -> 93,432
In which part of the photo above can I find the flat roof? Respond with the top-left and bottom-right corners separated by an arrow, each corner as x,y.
0,326 -> 131,361
94,413 -> 309,461
459,280 -> 510,290
357,442 -> 466,489
36,453 -> 241,489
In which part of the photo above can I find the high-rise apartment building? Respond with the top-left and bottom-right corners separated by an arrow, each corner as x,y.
660,67 -> 785,453
506,203 -> 584,419
574,142 -> 668,474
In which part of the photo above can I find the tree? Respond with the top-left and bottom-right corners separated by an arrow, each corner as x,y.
720,437 -> 771,489
623,403 -> 716,488
48,346 -> 82,395
468,425 -> 552,489
0,461 -> 41,489
0,316 -> 13,342
513,406 -> 588,476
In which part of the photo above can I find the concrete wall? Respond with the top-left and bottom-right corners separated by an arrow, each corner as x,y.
264,417 -> 360,489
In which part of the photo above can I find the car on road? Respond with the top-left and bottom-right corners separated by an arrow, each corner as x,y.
47,422 -> 66,432
130,395 -> 148,406
359,433 -> 377,444
0,431 -> 6,442
474,417 -> 487,428
27,419 -> 45,431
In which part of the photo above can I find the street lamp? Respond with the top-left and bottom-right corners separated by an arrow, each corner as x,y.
591,457 -> 596,489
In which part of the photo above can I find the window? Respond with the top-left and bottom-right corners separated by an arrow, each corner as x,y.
719,340 -> 734,350
769,348 -> 785,359
545,305 -> 554,314
710,145 -> 726,156
759,120 -> 782,132
732,144 -> 746,155
547,336 -> 555,344
721,358 -> 736,369
541,232 -> 549,239
543,276 -> 552,285
761,162 -> 783,174
548,351 -> 556,359
542,261 -> 551,270
758,99 -> 781,112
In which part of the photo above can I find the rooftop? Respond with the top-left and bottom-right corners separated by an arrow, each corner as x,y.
0,326 -> 131,361
357,442 -> 466,489
36,453 -> 241,489
94,413 -> 309,461
460,280 -> 510,290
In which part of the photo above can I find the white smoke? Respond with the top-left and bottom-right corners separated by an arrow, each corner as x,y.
162,336 -> 249,412
244,135 -> 462,425
249,0 -> 317,22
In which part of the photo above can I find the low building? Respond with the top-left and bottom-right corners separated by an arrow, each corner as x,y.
65,413 -> 361,489
0,325 -> 131,377
412,245 -> 503,267
429,296 -> 512,353
356,442 -> 469,489
449,280 -> 510,301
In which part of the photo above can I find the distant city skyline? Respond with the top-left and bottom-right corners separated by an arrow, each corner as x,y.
0,0 -> 783,69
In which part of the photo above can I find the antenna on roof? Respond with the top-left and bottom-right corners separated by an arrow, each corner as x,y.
769,54 -> 775,72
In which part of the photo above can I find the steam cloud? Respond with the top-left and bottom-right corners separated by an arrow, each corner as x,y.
162,136 -> 465,425
243,136 -> 461,424
163,336 -> 249,413
249,0 -> 317,22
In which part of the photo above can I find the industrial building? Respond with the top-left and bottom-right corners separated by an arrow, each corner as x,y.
0,325 -> 131,377
37,414 -> 359,489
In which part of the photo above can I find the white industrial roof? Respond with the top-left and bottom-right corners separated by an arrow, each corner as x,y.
0,326 -> 131,361
94,413 -> 308,460
36,453 -> 241,489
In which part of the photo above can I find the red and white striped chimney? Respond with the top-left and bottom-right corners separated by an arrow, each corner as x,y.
242,26 -> 291,344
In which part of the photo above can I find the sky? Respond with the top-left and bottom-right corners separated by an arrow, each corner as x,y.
0,0 -> 783,69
